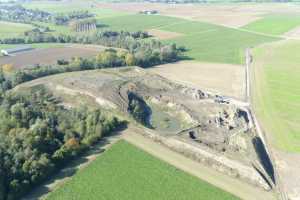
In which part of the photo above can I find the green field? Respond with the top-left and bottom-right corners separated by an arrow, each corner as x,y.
252,40 -> 300,152
11,2 -> 280,64
0,21 -> 33,38
100,14 -> 279,64
46,140 -> 239,200
243,14 -> 300,36
23,1 -> 129,19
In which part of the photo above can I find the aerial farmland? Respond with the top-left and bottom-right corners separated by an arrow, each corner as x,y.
0,1 -> 299,200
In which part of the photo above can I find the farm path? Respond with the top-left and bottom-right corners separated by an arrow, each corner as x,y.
123,126 -> 277,200
22,132 -> 123,200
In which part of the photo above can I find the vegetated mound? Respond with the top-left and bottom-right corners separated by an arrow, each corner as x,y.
16,67 -> 273,190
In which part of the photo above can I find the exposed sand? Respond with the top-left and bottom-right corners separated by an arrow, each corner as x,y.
147,29 -> 183,40
123,126 -> 276,200
147,61 -> 245,99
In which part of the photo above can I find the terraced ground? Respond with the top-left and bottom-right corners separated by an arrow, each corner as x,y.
243,14 -> 300,36
46,140 -> 239,200
252,40 -> 300,152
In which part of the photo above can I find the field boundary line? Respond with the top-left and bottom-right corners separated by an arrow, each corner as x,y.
22,134 -> 122,200
247,49 -> 289,200
123,127 -> 276,200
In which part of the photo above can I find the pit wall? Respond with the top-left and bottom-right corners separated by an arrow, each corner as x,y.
140,127 -> 271,191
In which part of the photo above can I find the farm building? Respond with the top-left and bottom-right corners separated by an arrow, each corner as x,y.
1,46 -> 34,56
139,10 -> 159,15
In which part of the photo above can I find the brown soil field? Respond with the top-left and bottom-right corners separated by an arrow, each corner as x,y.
0,45 -> 105,69
97,2 -> 300,27
147,61 -> 245,99
147,29 -> 183,40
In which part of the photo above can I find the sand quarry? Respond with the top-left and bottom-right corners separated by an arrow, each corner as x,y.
16,67 -> 275,191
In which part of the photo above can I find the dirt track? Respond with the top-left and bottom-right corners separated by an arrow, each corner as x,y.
123,126 -> 276,200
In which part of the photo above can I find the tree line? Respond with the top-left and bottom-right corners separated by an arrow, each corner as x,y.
0,81 -> 125,200
0,30 -> 184,68
0,28 -> 184,200
0,5 -> 94,25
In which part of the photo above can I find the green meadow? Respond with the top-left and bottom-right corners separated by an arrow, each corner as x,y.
252,40 -> 300,152
100,14 -> 279,64
243,14 -> 300,36
46,140 -> 239,200
0,21 -> 33,38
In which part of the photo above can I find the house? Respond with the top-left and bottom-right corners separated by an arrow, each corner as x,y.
1,46 -> 34,56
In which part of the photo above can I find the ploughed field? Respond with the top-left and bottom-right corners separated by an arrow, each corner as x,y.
0,45 -> 104,69
46,140 -> 239,200
147,61 -> 245,100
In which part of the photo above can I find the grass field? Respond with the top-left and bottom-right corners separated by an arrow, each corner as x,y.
23,1 -> 129,19
46,140 -> 239,200
243,14 -> 300,36
252,40 -> 300,152
0,21 -> 33,38
17,3 -> 280,64
100,14 -> 279,64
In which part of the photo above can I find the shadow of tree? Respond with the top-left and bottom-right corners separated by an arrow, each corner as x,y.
22,124 -> 128,200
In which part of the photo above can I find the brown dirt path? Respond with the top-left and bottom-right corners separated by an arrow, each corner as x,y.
122,126 -> 277,200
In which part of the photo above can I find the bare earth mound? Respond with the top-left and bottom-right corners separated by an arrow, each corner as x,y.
147,61 -> 245,100
147,29 -> 183,40
0,44 -> 105,69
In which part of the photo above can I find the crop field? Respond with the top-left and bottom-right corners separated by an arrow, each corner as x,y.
0,45 -> 103,69
100,14 -> 278,64
97,2 -> 300,27
23,1 -> 129,19
243,14 -> 300,36
0,21 -> 33,38
46,140 -> 239,200
252,40 -> 300,152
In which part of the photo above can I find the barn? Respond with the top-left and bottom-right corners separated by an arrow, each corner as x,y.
1,46 -> 34,56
